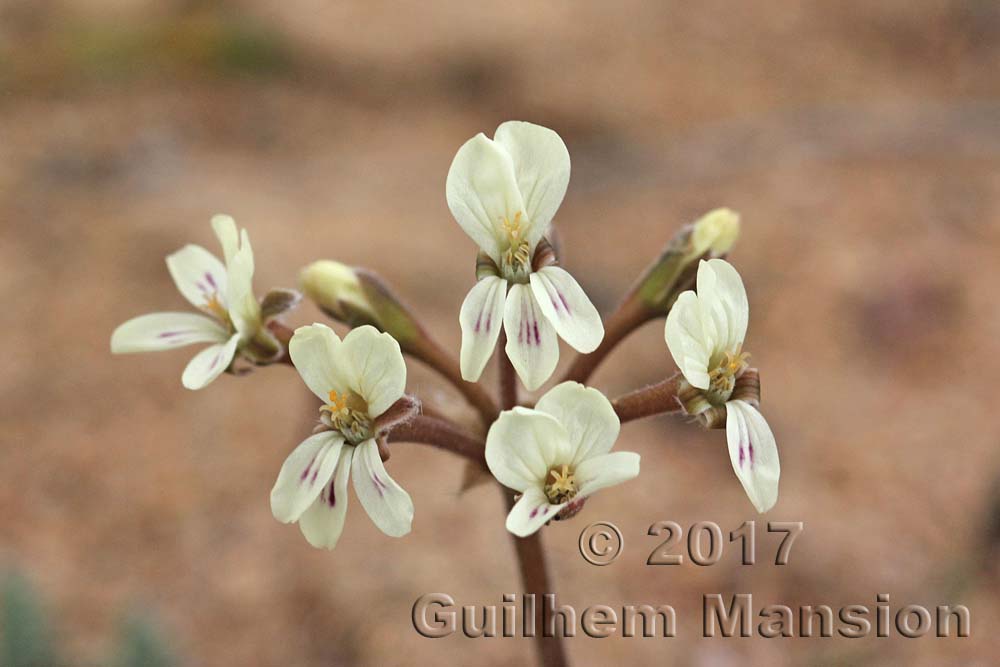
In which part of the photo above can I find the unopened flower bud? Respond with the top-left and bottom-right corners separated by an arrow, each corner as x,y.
299,260 -> 425,349
690,207 -> 740,258
299,260 -> 380,328
633,208 -> 741,315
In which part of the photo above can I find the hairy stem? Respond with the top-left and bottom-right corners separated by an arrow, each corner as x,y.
561,297 -> 652,384
612,374 -> 684,423
388,415 -> 486,467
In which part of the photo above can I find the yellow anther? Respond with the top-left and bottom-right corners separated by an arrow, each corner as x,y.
544,464 -> 578,503
327,390 -> 348,412
203,293 -> 228,321
502,211 -> 524,241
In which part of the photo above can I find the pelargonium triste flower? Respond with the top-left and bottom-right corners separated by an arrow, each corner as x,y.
486,382 -> 640,536
270,323 -> 414,550
110,215 -> 280,390
664,258 -> 780,512
447,121 -> 604,390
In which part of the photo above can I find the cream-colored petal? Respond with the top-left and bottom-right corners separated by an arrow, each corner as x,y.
494,121 -> 570,248
505,487 -> 563,537
111,312 -> 228,353
288,323 -> 348,402
211,214 -> 239,265
337,325 -> 406,419
530,266 -> 603,353
225,243 -> 260,340
697,259 -> 748,354
270,432 -> 344,523
165,244 -> 228,311
664,290 -> 712,389
298,445 -> 353,550
726,400 -> 779,513
486,407 -> 570,492
446,133 -> 526,263
181,333 -> 240,390
503,284 -> 559,391
351,439 -> 414,538
574,451 -> 641,498
459,276 -> 508,382
534,382 -> 620,466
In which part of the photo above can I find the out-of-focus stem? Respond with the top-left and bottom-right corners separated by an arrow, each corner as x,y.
388,415 -> 486,467
612,374 -> 684,423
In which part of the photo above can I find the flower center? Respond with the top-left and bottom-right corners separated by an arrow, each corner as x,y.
321,389 -> 372,444
706,349 -> 750,404
500,212 -> 532,282
544,464 -> 578,504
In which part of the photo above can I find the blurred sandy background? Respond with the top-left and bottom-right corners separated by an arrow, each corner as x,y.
2,0 -> 999,664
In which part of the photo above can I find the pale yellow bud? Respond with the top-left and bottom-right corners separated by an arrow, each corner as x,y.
691,208 -> 740,257
299,260 -> 377,326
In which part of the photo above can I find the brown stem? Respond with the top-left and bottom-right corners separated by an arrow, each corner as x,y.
502,489 -> 569,667
612,374 -> 684,423
388,415 -> 486,467
409,336 -> 499,427
561,297 -> 653,384
497,332 -> 518,410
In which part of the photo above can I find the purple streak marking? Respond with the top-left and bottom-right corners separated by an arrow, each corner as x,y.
533,321 -> 541,345
558,291 -> 571,315
529,507 -> 538,519
372,473 -> 388,498
300,455 -> 318,482
328,482 -> 337,507
748,442 -> 755,467
205,272 -> 218,289
474,312 -> 482,334
738,444 -> 745,468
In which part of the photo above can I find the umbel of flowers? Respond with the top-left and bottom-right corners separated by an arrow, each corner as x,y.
111,120 -> 780,667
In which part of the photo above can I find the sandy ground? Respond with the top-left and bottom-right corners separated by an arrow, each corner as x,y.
2,1 -> 999,664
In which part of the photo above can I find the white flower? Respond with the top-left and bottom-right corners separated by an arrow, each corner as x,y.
110,215 -> 270,390
664,259 -> 780,512
486,382 -> 639,537
447,121 -> 604,390
270,323 -> 414,550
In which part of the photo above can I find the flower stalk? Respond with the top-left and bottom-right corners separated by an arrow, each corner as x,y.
611,374 -> 685,424
388,415 -> 486,467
